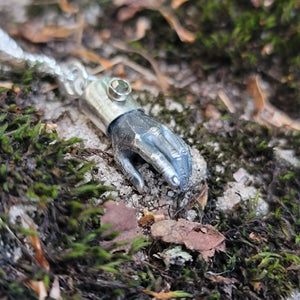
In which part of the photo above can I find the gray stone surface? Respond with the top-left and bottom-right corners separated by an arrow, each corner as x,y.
217,167 -> 269,215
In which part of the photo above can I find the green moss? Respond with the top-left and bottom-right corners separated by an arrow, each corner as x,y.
0,89 -> 148,298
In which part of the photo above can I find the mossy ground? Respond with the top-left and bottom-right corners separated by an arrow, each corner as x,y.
0,1 -> 300,299
0,81 -> 148,299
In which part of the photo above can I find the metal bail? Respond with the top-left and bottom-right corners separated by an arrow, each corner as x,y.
107,78 -> 131,102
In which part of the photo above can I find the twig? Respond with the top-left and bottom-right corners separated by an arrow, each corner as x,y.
110,40 -> 169,94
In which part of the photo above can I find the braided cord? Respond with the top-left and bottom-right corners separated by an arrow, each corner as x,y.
0,28 -> 62,77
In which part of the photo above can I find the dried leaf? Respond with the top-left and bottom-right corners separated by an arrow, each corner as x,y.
246,75 -> 267,113
21,215 -> 50,272
30,234 -> 50,271
111,41 -> 169,93
153,213 -> 165,222
117,6 -> 142,21
151,219 -> 225,260
138,209 -> 165,227
0,81 -> 20,93
58,0 -> 79,14
205,273 -> 238,285
249,232 -> 267,243
98,29 -> 111,41
21,22 -> 79,43
189,183 -> 208,210
72,48 -> 112,70
90,56 -> 158,83
113,0 -> 195,42
40,123 -> 57,133
27,280 -> 47,300
113,0 -> 163,20
205,104 -> 221,121
258,105 -> 300,130
251,281 -> 263,292
100,200 -> 144,252
261,43 -> 273,55
138,214 -> 154,227
13,86 -> 21,93
0,81 -> 13,89
171,0 -> 189,9
197,183 -> 208,209
217,90 -> 236,113
247,75 -> 300,130
131,17 -> 151,41
142,289 -> 193,299
159,6 -> 196,43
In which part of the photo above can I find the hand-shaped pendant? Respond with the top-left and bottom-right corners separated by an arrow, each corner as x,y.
0,28 -> 192,192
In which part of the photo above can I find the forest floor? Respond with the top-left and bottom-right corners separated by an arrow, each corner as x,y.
0,1 -> 299,299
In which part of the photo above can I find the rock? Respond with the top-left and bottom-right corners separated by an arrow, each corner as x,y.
274,147 -> 300,169
217,168 -> 269,215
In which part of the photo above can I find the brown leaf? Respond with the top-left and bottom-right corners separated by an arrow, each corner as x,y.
159,6 -> 196,43
217,90 -> 236,113
261,43 -> 273,55
21,215 -> 50,272
249,232 -> 267,243
113,0 -> 195,42
247,75 -> 300,130
171,0 -> 189,9
40,123 -> 57,133
101,200 -> 144,252
251,281 -> 263,292
138,214 -> 155,227
131,17 -> 151,41
0,81 -> 14,90
21,22 -> 79,43
114,0 -> 160,21
258,105 -> 300,130
197,183 -> 208,209
246,75 -> 267,113
205,274 -> 238,285
189,183 -> 208,210
58,0 -> 79,14
205,104 -> 221,121
151,219 -> 225,260
138,209 -> 166,227
26,280 -> 47,300
72,47 -> 113,70
111,41 -> 169,94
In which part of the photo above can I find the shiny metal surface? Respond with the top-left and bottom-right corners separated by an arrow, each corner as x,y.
82,77 -> 141,134
0,27 -> 192,191
109,110 -> 192,192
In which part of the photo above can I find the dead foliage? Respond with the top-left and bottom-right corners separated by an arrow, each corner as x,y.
247,75 -> 300,130
138,209 -> 166,228
72,47 -> 113,70
188,182 -> 208,210
205,273 -> 238,286
26,280 -> 47,300
20,21 -> 82,43
142,289 -> 192,299
113,0 -> 196,42
100,200 -> 144,252
58,0 -> 79,14
151,219 -> 226,260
